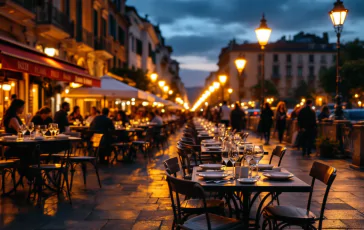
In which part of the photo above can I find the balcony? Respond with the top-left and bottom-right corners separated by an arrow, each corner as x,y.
76,28 -> 94,52
35,3 -> 74,40
93,36 -> 113,59
0,0 -> 35,24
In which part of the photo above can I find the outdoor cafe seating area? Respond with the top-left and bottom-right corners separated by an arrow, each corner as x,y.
162,117 -> 337,229
0,117 -> 183,206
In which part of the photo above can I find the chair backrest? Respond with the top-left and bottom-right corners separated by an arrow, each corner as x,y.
163,157 -> 181,177
166,173 -> 212,229
307,161 -> 337,230
176,143 -> 195,177
269,146 -> 287,166
91,133 -> 104,148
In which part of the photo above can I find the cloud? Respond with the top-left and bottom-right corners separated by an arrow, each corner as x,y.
174,55 -> 218,71
179,69 -> 211,87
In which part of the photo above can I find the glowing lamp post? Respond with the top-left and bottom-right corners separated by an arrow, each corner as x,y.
329,0 -> 348,119
218,74 -> 227,102
255,14 -> 271,111
234,56 -> 247,102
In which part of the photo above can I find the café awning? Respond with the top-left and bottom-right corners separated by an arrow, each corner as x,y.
65,75 -> 155,102
0,36 -> 100,87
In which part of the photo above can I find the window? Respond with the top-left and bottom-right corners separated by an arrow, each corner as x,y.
286,66 -> 292,77
102,18 -> 107,37
76,0 -> 82,39
131,36 -> 135,52
309,66 -> 315,76
273,54 -> 279,62
258,54 -> 262,61
148,43 -> 152,57
93,9 -> 98,37
136,38 -> 142,55
64,0 -> 70,16
108,14 -> 116,38
309,54 -> 314,63
118,27 -> 125,45
286,54 -> 291,63
272,65 -> 280,78
298,55 -> 303,64
320,55 -> 326,64
298,67 -> 303,77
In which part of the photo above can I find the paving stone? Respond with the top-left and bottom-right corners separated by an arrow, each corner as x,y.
87,210 -> 140,221
324,210 -> 364,220
341,219 -> 364,229
137,210 -> 174,221
101,220 -> 134,230
39,220 -> 107,230
312,220 -> 348,229
131,221 -> 161,230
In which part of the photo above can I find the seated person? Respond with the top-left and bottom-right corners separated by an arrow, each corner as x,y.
85,106 -> 98,125
150,111 -> 163,126
31,106 -> 53,126
3,99 -> 25,135
69,106 -> 83,123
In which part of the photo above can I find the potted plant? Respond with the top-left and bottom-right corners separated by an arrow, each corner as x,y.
316,136 -> 339,158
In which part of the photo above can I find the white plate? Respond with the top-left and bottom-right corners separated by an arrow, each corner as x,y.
199,164 -> 223,170
237,178 -> 258,184
257,164 -> 274,170
262,172 -> 294,180
198,173 -> 229,180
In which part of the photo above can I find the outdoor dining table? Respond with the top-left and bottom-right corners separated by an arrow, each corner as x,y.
0,136 -> 82,195
191,166 -> 312,228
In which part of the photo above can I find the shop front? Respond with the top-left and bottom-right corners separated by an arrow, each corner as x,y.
0,37 -> 100,119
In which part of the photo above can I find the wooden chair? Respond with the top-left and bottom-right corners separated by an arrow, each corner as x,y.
269,146 -> 287,167
166,173 -> 243,230
68,133 -> 103,191
262,161 -> 337,230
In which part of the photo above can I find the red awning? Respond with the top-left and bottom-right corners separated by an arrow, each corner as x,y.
0,42 -> 100,87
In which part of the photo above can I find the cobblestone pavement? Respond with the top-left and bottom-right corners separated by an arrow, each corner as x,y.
1,130 -> 364,229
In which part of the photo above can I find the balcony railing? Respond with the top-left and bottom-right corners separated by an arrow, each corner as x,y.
12,0 -> 35,12
94,36 -> 112,54
36,3 -> 74,36
76,28 -> 94,48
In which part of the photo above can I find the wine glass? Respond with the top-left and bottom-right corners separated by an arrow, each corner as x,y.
28,122 -> 34,135
229,145 -> 239,179
48,123 -> 55,137
245,145 -> 254,178
40,125 -> 48,136
253,145 -> 265,179
221,146 -> 229,166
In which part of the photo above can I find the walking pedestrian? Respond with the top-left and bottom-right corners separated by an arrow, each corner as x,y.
275,101 -> 287,143
230,103 -> 245,132
220,101 -> 231,127
260,102 -> 274,145
297,99 -> 317,156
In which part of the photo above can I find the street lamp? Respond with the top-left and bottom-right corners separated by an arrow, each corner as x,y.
234,56 -> 247,102
255,13 -> 271,111
209,86 -> 215,93
163,85 -> 169,93
150,73 -> 158,82
158,80 -> 165,88
329,0 -> 348,119
228,88 -> 233,103
213,82 -> 220,89
218,74 -> 227,102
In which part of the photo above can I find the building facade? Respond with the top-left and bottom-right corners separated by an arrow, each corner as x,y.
215,33 -> 336,104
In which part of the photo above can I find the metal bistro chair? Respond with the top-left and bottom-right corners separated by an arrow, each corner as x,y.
166,173 -> 243,230
262,161 -> 337,230
68,133 -> 103,191
269,146 -> 287,167
163,158 -> 224,220
0,159 -> 16,195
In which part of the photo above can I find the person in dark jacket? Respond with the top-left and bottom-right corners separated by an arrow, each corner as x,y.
275,101 -> 287,143
230,103 -> 245,132
31,106 -> 53,126
297,99 -> 317,156
260,102 -> 274,145
90,108 -> 115,164
54,102 -> 70,133
318,105 -> 330,122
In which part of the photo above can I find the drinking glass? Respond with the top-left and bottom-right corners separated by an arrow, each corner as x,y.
229,145 -> 239,179
221,146 -> 229,166
253,145 -> 264,179
40,125 -> 48,136
48,123 -> 55,137
245,144 -> 254,178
